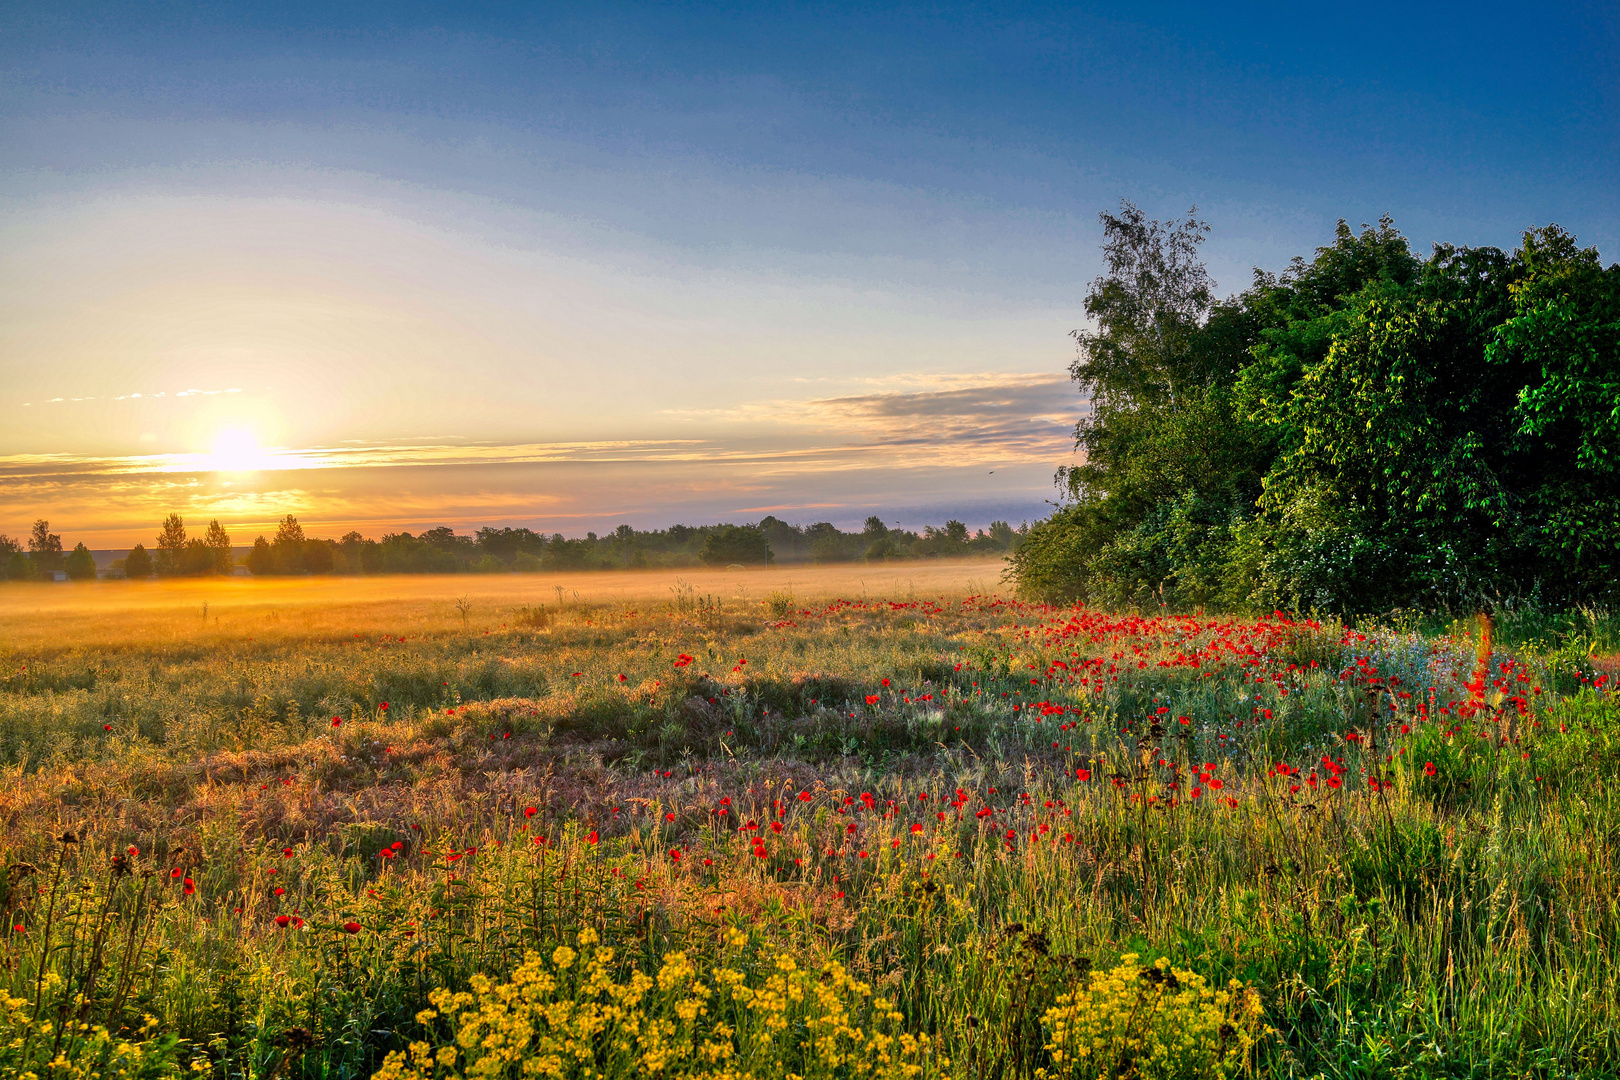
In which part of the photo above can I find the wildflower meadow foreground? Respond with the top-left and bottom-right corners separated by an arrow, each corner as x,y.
1,578 -> 1617,1079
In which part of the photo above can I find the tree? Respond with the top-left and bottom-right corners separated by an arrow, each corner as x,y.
246,536 -> 275,575
699,525 -> 772,566
29,519 -> 64,573
64,542 -> 97,581
865,536 -> 899,562
1070,200 -> 1216,414
1017,205 -> 1620,612
1486,226 -> 1620,595
155,514 -> 187,576
203,520 -> 234,574
124,543 -> 153,580
180,538 -> 215,575
271,516 -> 306,574
0,534 -> 22,581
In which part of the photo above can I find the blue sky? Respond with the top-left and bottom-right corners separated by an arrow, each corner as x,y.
1,1 -> 1614,544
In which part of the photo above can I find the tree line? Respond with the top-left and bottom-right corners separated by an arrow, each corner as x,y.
1009,202 -> 1620,615
0,513 -> 1025,580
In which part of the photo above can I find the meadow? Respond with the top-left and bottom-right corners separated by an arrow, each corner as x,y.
2,564 -> 1618,1079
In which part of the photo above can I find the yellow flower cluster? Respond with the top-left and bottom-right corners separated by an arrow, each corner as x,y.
0,989 -> 181,1079
373,928 -> 943,1080
1036,955 -> 1269,1080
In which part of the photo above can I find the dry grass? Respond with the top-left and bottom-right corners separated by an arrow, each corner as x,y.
0,560 -> 1005,651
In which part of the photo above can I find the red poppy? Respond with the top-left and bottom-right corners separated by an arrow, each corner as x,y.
587,831 -> 599,844
273,887 -> 285,896
1076,769 -> 1091,782
1424,761 -> 1437,777
182,878 -> 195,895
275,915 -> 290,927
103,724 -> 113,731
282,848 -> 294,858
865,695 -> 880,705
617,674 -> 627,682
341,921 -> 361,934
524,806 -> 538,818
170,868 -> 182,879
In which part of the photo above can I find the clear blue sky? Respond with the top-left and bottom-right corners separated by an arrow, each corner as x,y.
2,1 -> 1613,543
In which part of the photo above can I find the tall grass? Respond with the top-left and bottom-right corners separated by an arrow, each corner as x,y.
2,590 -> 1616,1077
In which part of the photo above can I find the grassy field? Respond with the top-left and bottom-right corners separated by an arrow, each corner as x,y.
2,566 -> 1618,1079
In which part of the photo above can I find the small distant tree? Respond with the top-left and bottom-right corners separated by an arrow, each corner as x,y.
862,516 -> 889,538
64,542 -> 97,581
0,534 -> 20,580
29,519 -> 64,573
155,514 -> 187,575
180,538 -> 214,575
246,536 -> 274,575
272,516 -> 306,574
699,525 -> 772,566
806,522 -> 847,564
303,539 -> 334,574
865,536 -> 899,562
203,519 -> 234,573
124,543 -> 153,580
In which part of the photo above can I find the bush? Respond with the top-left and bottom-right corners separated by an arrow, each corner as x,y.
1040,955 -> 1269,1079
376,928 -> 940,1080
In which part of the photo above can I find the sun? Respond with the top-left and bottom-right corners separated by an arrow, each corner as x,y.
209,427 -> 269,472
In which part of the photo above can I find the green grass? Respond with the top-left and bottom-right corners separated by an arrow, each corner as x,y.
2,587 -> 1617,1078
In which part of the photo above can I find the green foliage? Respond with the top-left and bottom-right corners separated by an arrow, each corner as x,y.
1017,206 -> 1620,614
699,524 -> 773,566
29,519 -> 64,574
64,542 -> 97,581
0,534 -> 24,582
3,592 -> 1620,1076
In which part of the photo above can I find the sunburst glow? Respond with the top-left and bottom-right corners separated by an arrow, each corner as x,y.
209,427 -> 270,473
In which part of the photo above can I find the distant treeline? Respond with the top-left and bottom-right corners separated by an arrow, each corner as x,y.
0,513 -> 1024,580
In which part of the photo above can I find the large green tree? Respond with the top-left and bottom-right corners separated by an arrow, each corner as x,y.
1014,208 -> 1620,614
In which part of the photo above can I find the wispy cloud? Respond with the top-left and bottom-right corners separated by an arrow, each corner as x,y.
20,387 -> 246,407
